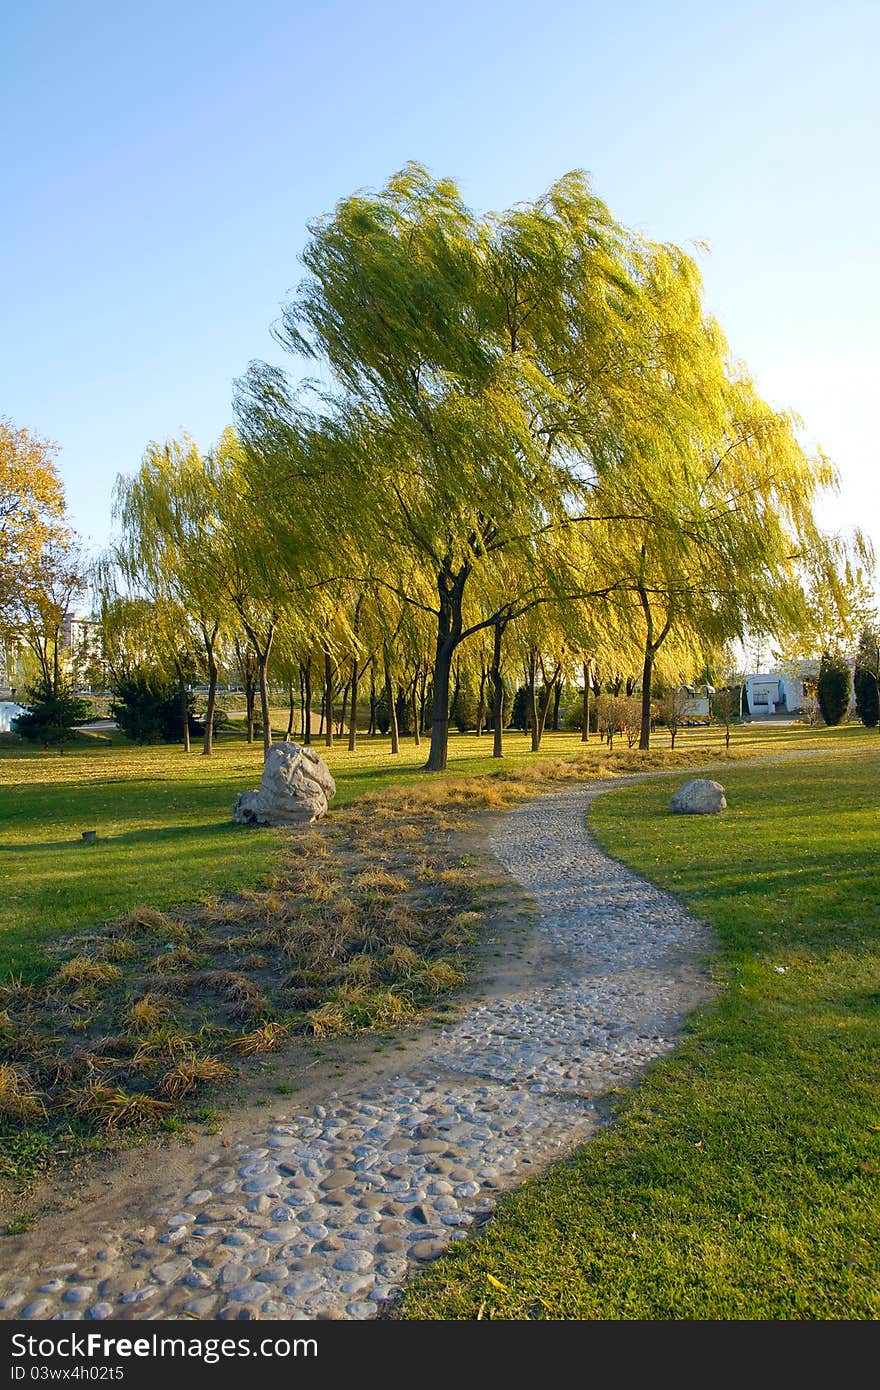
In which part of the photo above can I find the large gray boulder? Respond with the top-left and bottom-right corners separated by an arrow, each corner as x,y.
670,779 -> 727,815
233,741 -> 336,826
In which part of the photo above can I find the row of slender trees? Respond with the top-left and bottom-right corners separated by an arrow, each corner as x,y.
110,166 -> 868,768
6,166 -> 873,763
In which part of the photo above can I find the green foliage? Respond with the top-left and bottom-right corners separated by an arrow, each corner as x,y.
854,668 -> 879,727
511,687 -> 529,731
394,690 -> 413,737
854,627 -> 879,728
817,650 -> 851,726
451,674 -> 478,733
110,675 -> 196,744
12,681 -> 89,749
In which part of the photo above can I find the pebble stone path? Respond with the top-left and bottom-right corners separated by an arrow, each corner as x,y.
0,781 -> 713,1322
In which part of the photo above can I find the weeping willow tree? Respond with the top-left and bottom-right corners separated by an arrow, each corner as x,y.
237,164 -> 683,771
234,162 -> 859,769
113,435 -> 234,754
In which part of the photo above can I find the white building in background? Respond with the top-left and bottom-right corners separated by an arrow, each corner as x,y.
744,663 -> 820,716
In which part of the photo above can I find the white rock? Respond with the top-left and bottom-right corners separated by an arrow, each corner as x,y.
232,742 -> 336,825
670,779 -> 727,815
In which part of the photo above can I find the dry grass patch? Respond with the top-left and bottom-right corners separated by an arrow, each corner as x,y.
0,1064 -> 44,1119
157,1056 -> 235,1099
126,994 -> 171,1032
55,957 -> 122,987
65,1082 -> 172,1129
229,1020 -> 289,1055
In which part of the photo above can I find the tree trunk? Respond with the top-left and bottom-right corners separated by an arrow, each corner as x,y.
426,639 -> 454,769
245,683 -> 255,744
202,626 -> 219,756
528,649 -> 540,753
449,660 -> 461,735
491,618 -> 505,759
177,663 -> 190,753
551,673 -> 563,731
383,641 -> 399,755
639,645 -> 655,750
531,657 -> 559,753
368,671 -> 377,736
425,563 -> 468,772
410,677 -> 420,747
348,656 -> 359,751
581,659 -> 591,742
258,654 -> 272,759
476,666 -> 487,736
419,669 -> 429,735
285,682 -> 296,739
302,659 -> 312,744
323,647 -> 333,748
339,679 -> 350,739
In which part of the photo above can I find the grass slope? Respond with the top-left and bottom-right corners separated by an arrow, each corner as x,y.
1,723 -> 873,980
394,747 -> 880,1319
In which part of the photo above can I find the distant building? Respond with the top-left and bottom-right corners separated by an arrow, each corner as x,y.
744,663 -> 821,716
1,612 -> 103,695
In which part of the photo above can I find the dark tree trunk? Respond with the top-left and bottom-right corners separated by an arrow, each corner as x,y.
531,657 -> 560,753
348,657 -> 359,751
303,660 -> 312,744
369,671 -> 377,736
258,654 -> 272,758
239,620 -> 275,760
419,669 -> 429,735
339,679 -> 350,738
202,624 -> 219,756
176,662 -> 190,753
323,647 -> 334,748
476,665 -> 487,736
527,649 -> 540,753
425,563 -> 468,772
427,640 -> 454,769
285,682 -> 296,739
383,641 -> 399,754
410,676 -> 420,747
551,673 -> 563,731
491,617 -> 506,759
639,646 -> 655,750
449,660 -> 461,735
581,659 -> 591,742
245,683 -> 255,744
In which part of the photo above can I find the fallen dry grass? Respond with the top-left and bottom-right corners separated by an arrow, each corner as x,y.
1,739 -> 732,1198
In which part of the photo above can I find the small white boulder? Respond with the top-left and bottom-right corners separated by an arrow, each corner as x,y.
670,779 -> 727,815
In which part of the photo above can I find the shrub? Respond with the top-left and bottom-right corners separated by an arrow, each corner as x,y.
12,681 -> 90,750
817,651 -> 851,726
854,667 -> 879,727
854,629 -> 879,728
109,675 -> 197,744
451,676 -> 478,733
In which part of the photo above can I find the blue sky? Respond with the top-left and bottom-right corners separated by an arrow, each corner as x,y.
3,1 -> 878,582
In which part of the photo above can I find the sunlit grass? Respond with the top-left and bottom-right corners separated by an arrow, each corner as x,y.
1,719 -> 874,980
395,746 -> 880,1320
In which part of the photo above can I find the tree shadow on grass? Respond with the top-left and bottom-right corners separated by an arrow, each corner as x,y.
0,821 -> 277,854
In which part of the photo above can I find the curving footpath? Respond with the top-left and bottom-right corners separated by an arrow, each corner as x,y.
0,781 -> 713,1321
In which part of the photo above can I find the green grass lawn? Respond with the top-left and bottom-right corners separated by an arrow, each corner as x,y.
0,720 -> 874,981
395,746 -> 880,1319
